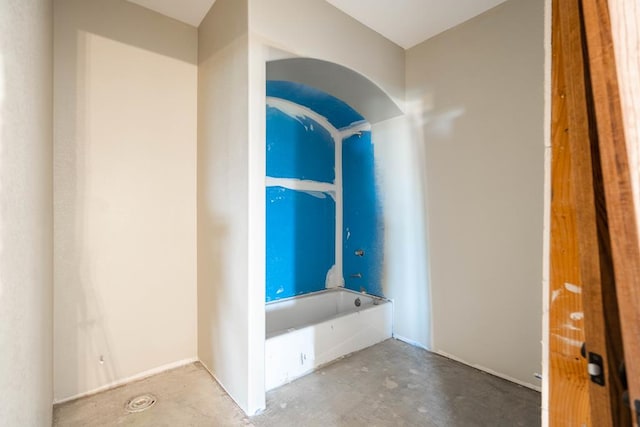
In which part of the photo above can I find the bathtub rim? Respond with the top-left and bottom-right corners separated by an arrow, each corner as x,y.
265,287 -> 392,338
265,286 -> 389,307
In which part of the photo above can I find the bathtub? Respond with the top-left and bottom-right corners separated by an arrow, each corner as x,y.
265,288 -> 392,391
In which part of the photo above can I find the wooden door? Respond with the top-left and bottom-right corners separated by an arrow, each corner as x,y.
549,0 -> 639,425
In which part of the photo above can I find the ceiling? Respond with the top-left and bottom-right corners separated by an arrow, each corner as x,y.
127,0 -> 509,49
127,0 -> 216,27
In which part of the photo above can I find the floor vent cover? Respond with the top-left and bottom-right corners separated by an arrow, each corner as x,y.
125,394 -> 157,413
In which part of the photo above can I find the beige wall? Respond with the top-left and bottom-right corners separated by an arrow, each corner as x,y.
198,0 -> 263,414
0,0 -> 53,424
53,0 -> 198,401
405,0 -> 544,387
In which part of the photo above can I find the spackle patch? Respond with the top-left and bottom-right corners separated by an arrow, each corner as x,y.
384,377 -> 398,390
325,264 -> 343,288
300,190 -> 329,199
280,403 -> 287,409
564,282 -> 582,294
361,367 -> 369,373
407,384 -> 419,389
410,369 -> 419,375
570,312 -> 584,321
418,407 -> 428,414
551,289 -> 562,302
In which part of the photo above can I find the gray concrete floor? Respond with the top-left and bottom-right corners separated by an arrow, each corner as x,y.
53,339 -> 540,427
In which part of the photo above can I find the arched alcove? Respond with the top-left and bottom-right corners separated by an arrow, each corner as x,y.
266,58 -> 404,125
265,80 -> 384,302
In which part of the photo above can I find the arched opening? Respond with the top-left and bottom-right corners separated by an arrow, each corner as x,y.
263,59 -> 402,391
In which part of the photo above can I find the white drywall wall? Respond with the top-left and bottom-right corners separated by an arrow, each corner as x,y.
0,0 -> 54,424
53,0 -> 198,401
373,114 -> 431,349
249,0 -> 406,108
198,0 -> 266,415
405,0 -> 545,387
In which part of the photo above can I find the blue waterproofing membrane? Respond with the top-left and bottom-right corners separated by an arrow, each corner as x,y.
266,105 -> 335,183
267,80 -> 365,130
265,187 -> 336,301
343,131 -> 384,296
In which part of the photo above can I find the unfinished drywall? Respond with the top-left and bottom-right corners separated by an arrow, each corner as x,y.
265,86 -> 337,301
265,81 -> 383,300
0,0 -> 53,424
405,0 -> 544,387
198,0 -> 265,415
54,0 -> 198,401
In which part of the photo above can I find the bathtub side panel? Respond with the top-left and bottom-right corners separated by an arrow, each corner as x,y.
265,300 -> 392,390
314,303 -> 392,367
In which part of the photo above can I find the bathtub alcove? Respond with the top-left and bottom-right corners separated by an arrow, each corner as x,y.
264,58 -> 402,390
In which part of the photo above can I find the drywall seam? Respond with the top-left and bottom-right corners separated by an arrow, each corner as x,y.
393,335 -> 429,351
542,0 -> 552,423
436,351 -> 541,392
265,177 -> 336,197
334,113 -> 344,290
266,97 -> 337,136
266,96 -> 345,289
339,121 -> 371,138
53,358 -> 197,405
198,357 -> 258,413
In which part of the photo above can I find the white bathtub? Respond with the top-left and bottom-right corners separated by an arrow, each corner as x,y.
265,288 -> 392,391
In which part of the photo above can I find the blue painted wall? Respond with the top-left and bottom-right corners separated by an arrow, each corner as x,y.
267,80 -> 364,130
266,80 -> 383,301
266,187 -> 335,301
266,105 -> 335,183
343,131 -> 384,296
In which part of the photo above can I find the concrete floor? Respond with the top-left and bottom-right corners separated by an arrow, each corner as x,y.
53,339 -> 540,427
